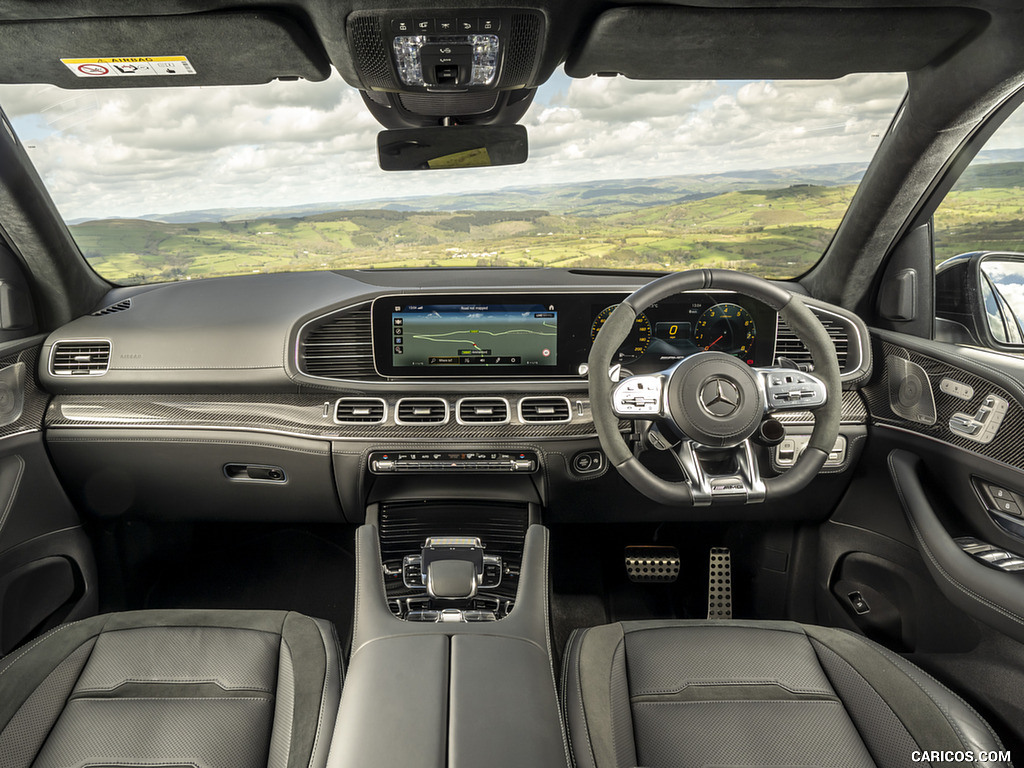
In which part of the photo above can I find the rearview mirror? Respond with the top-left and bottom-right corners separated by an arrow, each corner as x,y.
936,251 -> 1024,350
377,125 -> 528,171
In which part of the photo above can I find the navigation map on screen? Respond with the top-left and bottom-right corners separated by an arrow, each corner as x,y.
391,303 -> 557,368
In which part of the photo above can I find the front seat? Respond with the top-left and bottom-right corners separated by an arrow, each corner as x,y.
0,610 -> 342,768
563,620 -> 1008,768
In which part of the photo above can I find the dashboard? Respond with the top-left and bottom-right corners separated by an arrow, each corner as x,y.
34,268 -> 873,524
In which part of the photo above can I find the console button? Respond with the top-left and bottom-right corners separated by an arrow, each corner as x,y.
479,17 -> 500,31
436,19 -> 456,32
414,18 -> 435,33
392,19 -> 413,33
457,18 -> 478,32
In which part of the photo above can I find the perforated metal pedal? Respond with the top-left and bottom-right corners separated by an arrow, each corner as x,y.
707,547 -> 732,619
625,546 -> 680,583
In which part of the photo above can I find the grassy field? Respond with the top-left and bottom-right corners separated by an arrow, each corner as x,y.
73,183 -> 857,284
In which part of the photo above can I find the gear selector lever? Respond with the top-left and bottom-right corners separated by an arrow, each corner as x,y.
422,536 -> 485,600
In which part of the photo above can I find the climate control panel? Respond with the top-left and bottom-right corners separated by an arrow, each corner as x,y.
369,449 -> 538,473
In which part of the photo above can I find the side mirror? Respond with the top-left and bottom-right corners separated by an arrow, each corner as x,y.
936,251 -> 1024,350
377,124 -> 528,171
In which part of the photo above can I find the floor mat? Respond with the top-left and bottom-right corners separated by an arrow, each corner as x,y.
144,527 -> 355,652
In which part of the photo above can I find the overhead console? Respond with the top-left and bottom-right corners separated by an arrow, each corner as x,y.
346,7 -> 549,128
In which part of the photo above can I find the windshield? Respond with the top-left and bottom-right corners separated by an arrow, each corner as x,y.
0,70 -> 905,285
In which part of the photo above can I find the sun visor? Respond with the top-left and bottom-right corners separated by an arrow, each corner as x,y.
0,11 -> 331,88
565,6 -> 989,80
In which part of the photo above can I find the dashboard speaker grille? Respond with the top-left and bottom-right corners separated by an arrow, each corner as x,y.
50,340 -> 111,376
396,397 -> 448,424
519,396 -> 571,423
458,397 -> 509,424
300,305 -> 377,379
335,397 -> 386,424
349,15 -> 394,90
775,314 -> 849,371
92,299 -> 132,316
499,13 -> 541,87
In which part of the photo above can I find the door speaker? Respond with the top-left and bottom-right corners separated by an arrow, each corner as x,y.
0,363 -> 24,428
887,355 -> 936,426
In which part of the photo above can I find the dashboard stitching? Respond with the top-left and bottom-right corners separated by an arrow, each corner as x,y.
45,436 -> 330,456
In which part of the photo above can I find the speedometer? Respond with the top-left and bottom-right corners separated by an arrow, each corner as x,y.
591,305 -> 653,363
693,303 -> 756,361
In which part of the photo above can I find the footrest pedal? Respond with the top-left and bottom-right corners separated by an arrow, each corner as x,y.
625,545 -> 680,583
707,547 -> 733,619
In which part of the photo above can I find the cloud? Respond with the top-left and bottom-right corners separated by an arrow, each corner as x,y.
0,70 -> 908,220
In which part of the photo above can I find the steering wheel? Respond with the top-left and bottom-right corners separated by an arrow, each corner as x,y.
588,269 -> 841,506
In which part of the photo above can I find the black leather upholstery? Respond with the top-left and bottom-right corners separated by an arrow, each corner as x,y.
563,620 -> 1009,768
0,609 -> 343,768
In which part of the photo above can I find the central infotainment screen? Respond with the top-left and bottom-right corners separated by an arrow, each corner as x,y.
388,301 -> 557,369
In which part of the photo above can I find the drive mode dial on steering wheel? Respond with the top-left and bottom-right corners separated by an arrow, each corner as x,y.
588,269 -> 841,507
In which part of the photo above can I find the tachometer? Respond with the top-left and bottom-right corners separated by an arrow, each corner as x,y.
591,305 -> 653,363
693,303 -> 756,361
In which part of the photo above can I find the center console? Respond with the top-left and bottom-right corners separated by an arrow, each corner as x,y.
377,500 -> 528,621
333,501 -> 569,768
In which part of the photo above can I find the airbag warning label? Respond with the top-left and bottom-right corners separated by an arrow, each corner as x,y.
61,56 -> 196,78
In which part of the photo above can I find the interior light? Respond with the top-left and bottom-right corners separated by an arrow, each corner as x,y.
393,35 -> 499,87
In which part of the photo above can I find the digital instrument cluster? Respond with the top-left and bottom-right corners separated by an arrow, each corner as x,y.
588,294 -> 775,372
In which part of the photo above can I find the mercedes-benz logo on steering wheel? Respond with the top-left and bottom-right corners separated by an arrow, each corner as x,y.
699,377 -> 741,417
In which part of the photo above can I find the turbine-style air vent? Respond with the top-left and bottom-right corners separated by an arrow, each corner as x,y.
396,398 -> 448,424
335,397 -> 386,424
775,312 -> 850,371
300,305 -> 376,379
50,340 -> 111,376
457,397 -> 510,424
518,396 -> 571,423
92,299 -> 132,316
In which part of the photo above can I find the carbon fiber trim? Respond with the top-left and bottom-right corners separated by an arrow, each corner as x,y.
863,341 -> 1024,467
45,392 -> 604,440
2,346 -> 47,438
772,390 -> 868,425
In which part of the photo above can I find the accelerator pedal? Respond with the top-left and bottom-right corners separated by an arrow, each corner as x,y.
707,547 -> 733,619
625,545 -> 680,583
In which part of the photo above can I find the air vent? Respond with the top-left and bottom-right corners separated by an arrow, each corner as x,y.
396,397 -> 448,425
457,397 -> 510,424
50,340 -> 111,376
300,306 -> 377,380
518,396 -> 571,423
775,313 -> 850,371
335,397 -> 386,424
92,299 -> 132,316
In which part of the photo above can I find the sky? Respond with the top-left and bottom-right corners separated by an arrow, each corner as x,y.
0,68 -> 912,222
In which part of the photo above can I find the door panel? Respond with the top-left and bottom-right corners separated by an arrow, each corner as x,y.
0,340 -> 96,653
817,328 -> 1024,745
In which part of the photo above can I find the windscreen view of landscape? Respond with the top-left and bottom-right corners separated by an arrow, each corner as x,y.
69,153 -> 1024,285
6,71 -> 1024,284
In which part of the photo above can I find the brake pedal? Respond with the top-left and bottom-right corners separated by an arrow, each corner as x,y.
625,545 -> 680,583
707,547 -> 733,619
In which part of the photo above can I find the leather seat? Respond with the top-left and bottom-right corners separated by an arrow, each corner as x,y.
563,620 -> 1009,768
0,610 -> 342,768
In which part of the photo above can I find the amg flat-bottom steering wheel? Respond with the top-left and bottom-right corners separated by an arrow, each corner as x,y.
588,269 -> 841,506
